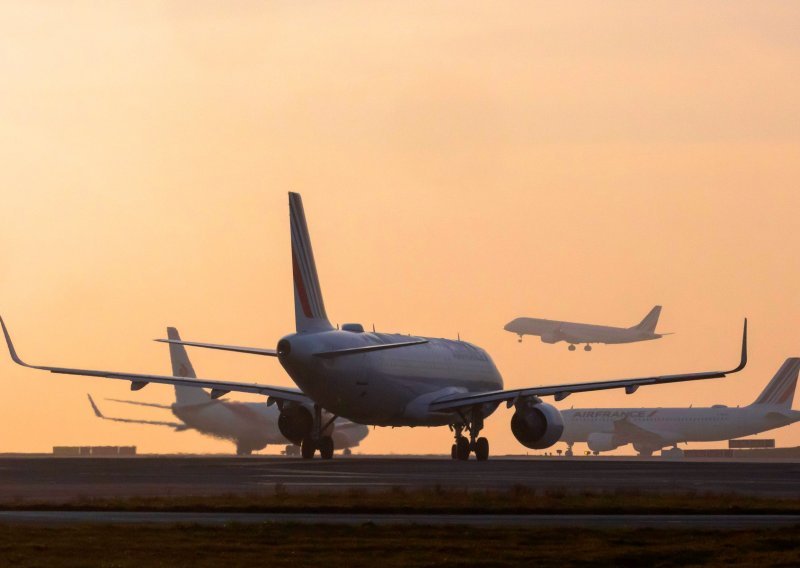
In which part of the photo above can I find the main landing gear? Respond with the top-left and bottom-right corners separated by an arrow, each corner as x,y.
450,408 -> 489,461
301,404 -> 336,460
565,443 -> 574,457
568,344 -> 576,351
584,344 -> 592,351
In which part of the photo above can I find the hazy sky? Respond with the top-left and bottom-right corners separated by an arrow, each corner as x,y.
1,2 -> 799,455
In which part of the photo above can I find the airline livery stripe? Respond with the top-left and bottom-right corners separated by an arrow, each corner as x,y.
770,360 -> 799,404
289,195 -> 326,320
756,359 -> 800,405
292,251 -> 314,318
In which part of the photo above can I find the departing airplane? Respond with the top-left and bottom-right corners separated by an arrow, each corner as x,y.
504,306 -> 666,351
86,327 -> 368,455
560,358 -> 800,457
0,193 -> 747,461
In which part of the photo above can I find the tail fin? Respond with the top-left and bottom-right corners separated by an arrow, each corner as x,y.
167,327 -> 211,406
289,192 -> 333,333
751,358 -> 800,408
631,305 -> 661,333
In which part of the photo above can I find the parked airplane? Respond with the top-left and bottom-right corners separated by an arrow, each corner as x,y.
0,193 -> 748,461
86,327 -> 368,455
504,306 -> 666,351
560,358 -> 800,456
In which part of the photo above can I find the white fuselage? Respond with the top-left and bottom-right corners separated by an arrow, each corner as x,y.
278,330 -> 504,427
561,405 -> 800,451
171,399 -> 369,452
505,318 -> 659,345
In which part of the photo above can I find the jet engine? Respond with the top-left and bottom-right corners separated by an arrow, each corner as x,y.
539,333 -> 559,344
510,401 -> 564,449
587,432 -> 618,453
277,404 -> 313,444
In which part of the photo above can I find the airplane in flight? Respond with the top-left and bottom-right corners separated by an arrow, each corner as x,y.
504,306 -> 667,351
0,193 -> 748,461
86,327 -> 368,456
559,358 -> 800,457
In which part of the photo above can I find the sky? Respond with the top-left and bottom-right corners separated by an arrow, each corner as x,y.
0,1 -> 799,455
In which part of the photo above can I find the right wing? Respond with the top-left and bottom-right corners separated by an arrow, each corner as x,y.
430,319 -> 747,412
87,394 -> 187,430
1,316 -> 310,405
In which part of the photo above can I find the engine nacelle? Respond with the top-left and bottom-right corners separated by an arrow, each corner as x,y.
539,333 -> 559,344
278,404 -> 313,444
587,432 -> 618,453
510,401 -> 564,449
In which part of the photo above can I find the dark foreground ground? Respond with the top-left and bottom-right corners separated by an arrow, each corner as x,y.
1,456 -> 798,500
0,523 -> 797,568
0,457 -> 798,566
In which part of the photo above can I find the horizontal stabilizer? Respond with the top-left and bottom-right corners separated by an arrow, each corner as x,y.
313,340 -> 428,359
154,338 -> 278,357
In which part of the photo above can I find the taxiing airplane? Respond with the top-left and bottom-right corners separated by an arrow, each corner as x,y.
86,327 -> 368,455
0,193 -> 747,461
560,358 -> 800,456
505,306 -> 666,351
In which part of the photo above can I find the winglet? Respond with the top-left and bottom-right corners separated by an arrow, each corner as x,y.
731,318 -> 748,374
0,315 -> 34,368
87,394 -> 104,418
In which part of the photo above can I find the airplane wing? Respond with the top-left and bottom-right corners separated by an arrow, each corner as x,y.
429,319 -> 747,413
156,337 -> 429,358
87,394 -> 187,430
1,316 -> 310,405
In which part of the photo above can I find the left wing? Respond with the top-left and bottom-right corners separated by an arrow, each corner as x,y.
430,319 -> 748,413
0,316 -> 310,405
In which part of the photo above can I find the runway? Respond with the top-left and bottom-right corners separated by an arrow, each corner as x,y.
0,510 -> 797,529
0,456 -> 798,500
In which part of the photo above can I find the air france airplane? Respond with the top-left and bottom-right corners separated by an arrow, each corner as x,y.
0,193 -> 747,461
560,358 -> 800,456
87,327 -> 368,455
505,306 -> 667,351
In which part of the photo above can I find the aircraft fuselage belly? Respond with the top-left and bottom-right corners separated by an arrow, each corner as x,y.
279,331 -> 504,426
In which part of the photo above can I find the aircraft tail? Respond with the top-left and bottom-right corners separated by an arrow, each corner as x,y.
289,192 -> 333,333
167,327 -> 211,406
631,305 -> 661,333
751,358 -> 800,409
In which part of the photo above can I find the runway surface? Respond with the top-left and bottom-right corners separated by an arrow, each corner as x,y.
0,510 -> 797,529
1,456 -> 798,500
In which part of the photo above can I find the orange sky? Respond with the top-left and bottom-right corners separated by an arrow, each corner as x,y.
0,2 -> 799,455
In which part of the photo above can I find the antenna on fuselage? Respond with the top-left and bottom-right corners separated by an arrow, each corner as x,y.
372,323 -> 376,333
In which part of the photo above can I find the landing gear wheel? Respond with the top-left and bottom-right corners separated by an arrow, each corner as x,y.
568,344 -> 576,351
343,448 -> 352,456
319,436 -> 334,460
474,437 -> 489,461
301,437 -> 316,459
451,444 -> 457,459
584,344 -> 592,351
456,436 -> 470,461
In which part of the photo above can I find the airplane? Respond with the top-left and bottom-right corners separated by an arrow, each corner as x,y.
504,306 -> 667,351
0,192 -> 748,461
559,358 -> 800,457
86,327 -> 369,456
